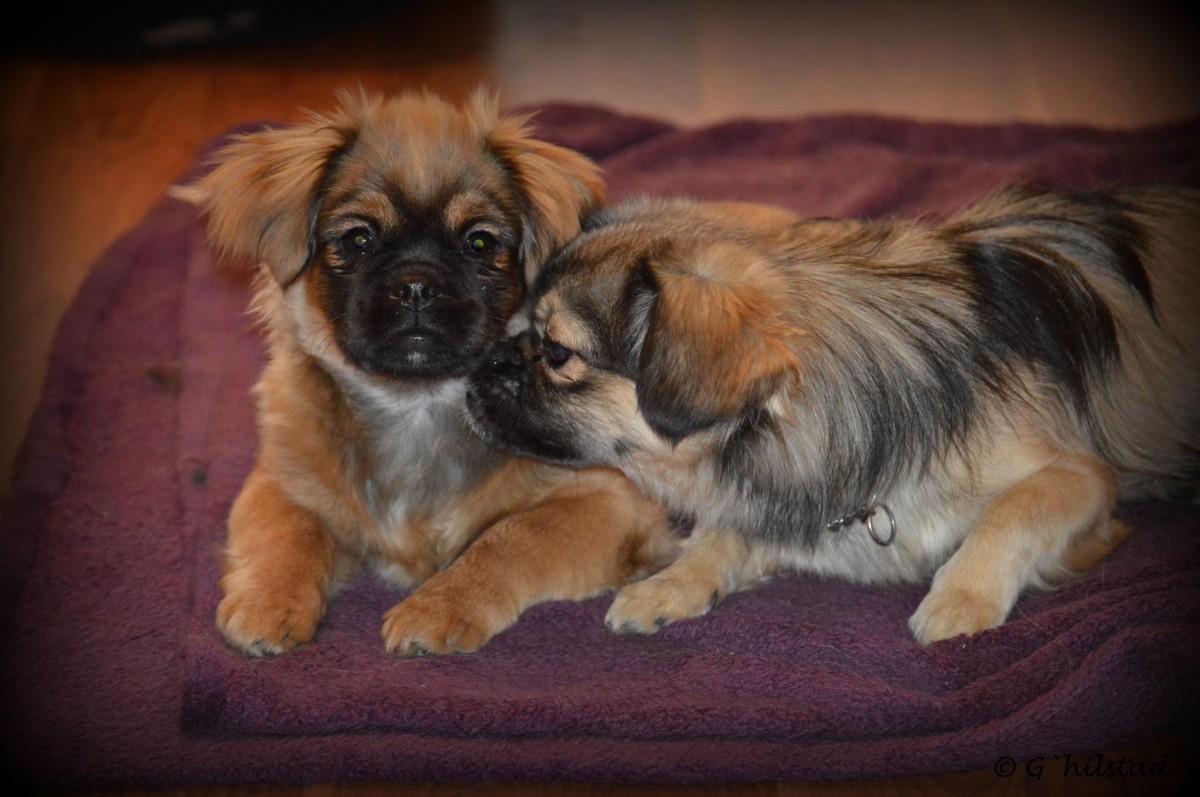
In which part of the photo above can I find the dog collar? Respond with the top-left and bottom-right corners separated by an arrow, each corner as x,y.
826,499 -> 896,546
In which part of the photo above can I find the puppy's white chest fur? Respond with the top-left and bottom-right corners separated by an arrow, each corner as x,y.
344,376 -> 497,525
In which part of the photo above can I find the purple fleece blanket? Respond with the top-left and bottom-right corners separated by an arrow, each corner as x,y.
2,105 -> 1198,790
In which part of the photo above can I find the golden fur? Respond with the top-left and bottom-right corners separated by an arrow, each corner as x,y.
467,186 -> 1200,643
182,89 -> 676,656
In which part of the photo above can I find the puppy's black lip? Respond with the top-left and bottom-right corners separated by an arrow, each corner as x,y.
395,331 -> 436,346
345,341 -> 485,381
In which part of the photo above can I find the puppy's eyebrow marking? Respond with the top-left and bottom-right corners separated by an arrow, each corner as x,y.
324,216 -> 378,238
540,310 -> 559,346
547,311 -> 600,366
444,191 -> 512,233
330,189 -> 399,231
532,301 -> 553,332
544,309 -> 573,345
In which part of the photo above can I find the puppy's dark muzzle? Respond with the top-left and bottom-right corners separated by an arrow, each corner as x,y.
467,332 -> 591,466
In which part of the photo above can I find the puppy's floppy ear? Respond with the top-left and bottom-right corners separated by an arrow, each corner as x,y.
183,114 -> 354,286
632,242 -> 801,443
476,91 -> 606,283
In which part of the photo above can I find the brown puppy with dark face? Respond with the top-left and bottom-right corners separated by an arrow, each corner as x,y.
180,90 -> 676,656
467,188 -> 1200,643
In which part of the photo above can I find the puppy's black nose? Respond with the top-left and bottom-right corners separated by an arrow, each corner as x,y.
485,336 -> 523,368
387,264 -> 446,306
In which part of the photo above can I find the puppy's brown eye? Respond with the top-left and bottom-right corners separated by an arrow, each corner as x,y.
340,227 -> 376,258
465,230 -> 498,256
544,340 -> 573,369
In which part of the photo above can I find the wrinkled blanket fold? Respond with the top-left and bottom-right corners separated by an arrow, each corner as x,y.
2,105 -> 1198,790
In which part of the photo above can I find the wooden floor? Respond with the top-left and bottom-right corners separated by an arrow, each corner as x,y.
2,1 -> 1197,794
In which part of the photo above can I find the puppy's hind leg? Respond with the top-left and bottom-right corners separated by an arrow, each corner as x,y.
909,452 -> 1126,644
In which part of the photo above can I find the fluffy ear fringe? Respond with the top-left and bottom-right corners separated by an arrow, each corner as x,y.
183,119 -> 349,285
484,99 -> 606,283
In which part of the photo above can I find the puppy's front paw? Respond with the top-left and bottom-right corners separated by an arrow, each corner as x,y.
216,573 -> 326,657
909,586 -> 1009,644
382,589 -> 508,657
605,574 -> 721,635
